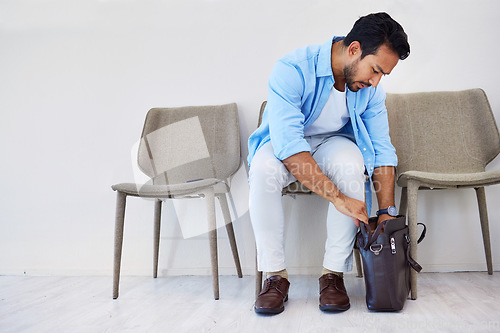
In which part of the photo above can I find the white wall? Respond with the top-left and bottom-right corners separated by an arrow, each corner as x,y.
1,0 -> 499,277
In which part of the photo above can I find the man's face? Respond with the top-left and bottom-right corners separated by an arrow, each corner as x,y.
344,44 -> 399,92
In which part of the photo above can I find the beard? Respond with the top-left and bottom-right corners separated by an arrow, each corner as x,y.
343,58 -> 370,92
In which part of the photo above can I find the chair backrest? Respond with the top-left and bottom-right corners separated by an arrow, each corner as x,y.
258,101 -> 267,127
137,103 -> 240,185
386,88 -> 500,178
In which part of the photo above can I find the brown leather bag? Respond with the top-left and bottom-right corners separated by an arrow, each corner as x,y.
356,216 -> 426,311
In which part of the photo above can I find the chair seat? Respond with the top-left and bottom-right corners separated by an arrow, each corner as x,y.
398,169 -> 500,188
111,178 -> 230,198
282,181 -> 313,194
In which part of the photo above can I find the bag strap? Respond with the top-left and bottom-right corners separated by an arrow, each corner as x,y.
407,223 -> 427,272
417,223 -> 426,244
407,249 -> 423,272
362,220 -> 387,251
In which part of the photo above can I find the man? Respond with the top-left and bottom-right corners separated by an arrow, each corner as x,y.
247,12 -> 410,314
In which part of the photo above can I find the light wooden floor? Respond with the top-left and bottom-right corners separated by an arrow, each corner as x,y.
0,272 -> 499,332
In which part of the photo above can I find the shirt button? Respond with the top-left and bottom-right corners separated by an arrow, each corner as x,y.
363,148 -> 367,151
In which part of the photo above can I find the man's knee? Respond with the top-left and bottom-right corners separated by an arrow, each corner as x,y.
333,166 -> 365,196
322,153 -> 364,179
320,151 -> 365,197
249,157 -> 290,192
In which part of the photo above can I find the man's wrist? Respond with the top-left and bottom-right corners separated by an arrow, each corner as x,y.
376,205 -> 397,217
329,187 -> 344,204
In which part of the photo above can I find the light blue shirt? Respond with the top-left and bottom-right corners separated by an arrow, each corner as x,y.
247,37 -> 398,212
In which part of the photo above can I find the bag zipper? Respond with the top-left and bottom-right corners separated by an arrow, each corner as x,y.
390,237 -> 396,254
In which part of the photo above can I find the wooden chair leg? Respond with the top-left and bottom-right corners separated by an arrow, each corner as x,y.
205,189 -> 219,300
113,191 -> 127,299
255,270 -> 263,299
153,199 -> 162,278
399,186 -> 408,216
217,193 -> 243,278
255,246 -> 263,299
475,187 -> 494,275
354,248 -> 363,278
407,180 -> 420,300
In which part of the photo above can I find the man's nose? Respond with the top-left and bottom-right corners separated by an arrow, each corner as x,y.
369,74 -> 382,87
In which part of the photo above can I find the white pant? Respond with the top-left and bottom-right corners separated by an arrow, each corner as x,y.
249,135 -> 365,273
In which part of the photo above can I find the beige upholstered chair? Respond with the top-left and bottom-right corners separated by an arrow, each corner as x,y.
111,103 -> 243,300
386,88 -> 499,299
254,101 -> 364,297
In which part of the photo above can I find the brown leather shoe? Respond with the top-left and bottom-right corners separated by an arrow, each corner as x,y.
254,275 -> 290,315
319,273 -> 350,312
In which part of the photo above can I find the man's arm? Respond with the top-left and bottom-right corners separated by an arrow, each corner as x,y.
282,151 -> 369,226
359,85 -> 397,224
372,166 -> 396,223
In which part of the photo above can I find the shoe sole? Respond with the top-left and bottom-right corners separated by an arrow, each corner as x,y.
319,303 -> 350,312
254,295 -> 288,315
254,306 -> 285,315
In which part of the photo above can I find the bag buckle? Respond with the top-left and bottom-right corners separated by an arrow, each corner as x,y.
369,244 -> 383,255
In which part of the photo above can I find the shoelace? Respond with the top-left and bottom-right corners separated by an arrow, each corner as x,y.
260,278 -> 286,298
321,275 -> 345,293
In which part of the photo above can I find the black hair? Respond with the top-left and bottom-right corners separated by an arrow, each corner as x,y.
343,12 -> 410,60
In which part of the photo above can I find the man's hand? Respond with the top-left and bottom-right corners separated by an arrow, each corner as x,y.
331,191 -> 369,227
377,214 -> 393,224
282,152 -> 369,226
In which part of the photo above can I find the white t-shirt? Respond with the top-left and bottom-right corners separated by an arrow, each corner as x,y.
303,85 -> 349,137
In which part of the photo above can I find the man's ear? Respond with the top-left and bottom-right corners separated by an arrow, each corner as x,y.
348,41 -> 361,58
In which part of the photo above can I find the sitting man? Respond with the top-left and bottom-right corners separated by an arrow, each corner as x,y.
247,12 -> 410,314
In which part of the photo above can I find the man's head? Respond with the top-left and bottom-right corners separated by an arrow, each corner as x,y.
344,12 -> 410,61
341,12 -> 410,92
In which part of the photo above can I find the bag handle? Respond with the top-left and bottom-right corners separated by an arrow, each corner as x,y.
362,220 -> 426,251
361,220 -> 387,251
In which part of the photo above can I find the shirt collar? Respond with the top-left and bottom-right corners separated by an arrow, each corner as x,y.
317,36 -> 344,78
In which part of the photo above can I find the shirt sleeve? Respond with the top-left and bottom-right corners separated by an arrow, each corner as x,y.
266,59 -> 311,161
361,85 -> 398,168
